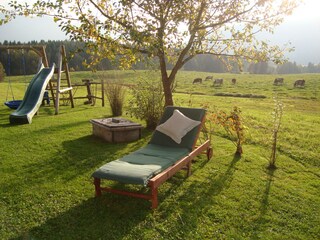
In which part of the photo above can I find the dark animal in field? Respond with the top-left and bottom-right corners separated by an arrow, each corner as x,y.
193,78 -> 202,84
294,79 -> 305,87
205,76 -> 213,81
273,77 -> 284,85
231,78 -> 237,84
213,78 -> 223,86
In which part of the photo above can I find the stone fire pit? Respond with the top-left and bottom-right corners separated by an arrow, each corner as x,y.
90,118 -> 143,143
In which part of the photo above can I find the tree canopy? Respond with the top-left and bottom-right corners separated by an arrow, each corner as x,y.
0,0 -> 300,106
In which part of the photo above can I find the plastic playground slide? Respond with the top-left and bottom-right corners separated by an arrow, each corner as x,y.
9,64 -> 55,124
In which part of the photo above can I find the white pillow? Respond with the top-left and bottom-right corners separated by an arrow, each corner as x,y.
156,109 -> 201,144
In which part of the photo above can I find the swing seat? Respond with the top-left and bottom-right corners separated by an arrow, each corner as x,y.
4,100 -> 23,110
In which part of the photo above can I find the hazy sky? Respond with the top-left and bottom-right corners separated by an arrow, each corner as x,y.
0,0 -> 319,65
260,0 -> 320,65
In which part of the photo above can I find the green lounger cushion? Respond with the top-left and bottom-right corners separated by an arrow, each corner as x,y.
92,144 -> 190,185
92,160 -> 162,186
133,144 -> 190,161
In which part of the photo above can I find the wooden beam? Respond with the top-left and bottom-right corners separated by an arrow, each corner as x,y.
0,45 -> 48,67
59,87 -> 73,93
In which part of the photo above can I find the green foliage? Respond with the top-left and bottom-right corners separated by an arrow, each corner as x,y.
127,78 -> 164,130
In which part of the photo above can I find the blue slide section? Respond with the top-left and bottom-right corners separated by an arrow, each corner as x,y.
9,65 -> 55,124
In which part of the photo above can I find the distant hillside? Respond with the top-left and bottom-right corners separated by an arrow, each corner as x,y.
0,40 -> 319,75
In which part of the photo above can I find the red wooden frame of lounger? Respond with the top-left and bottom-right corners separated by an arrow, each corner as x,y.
93,114 -> 213,209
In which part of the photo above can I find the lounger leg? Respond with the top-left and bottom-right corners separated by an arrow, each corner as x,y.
94,177 -> 102,197
207,147 -> 213,160
186,162 -> 192,177
151,187 -> 158,209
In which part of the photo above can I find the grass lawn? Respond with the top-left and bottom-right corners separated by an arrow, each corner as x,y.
0,71 -> 319,239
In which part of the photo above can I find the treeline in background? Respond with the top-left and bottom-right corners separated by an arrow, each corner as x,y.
0,40 -> 320,76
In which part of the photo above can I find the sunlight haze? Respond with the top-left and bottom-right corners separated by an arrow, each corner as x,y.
0,0 -> 319,64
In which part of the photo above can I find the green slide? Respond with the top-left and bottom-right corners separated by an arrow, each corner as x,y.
9,65 -> 55,124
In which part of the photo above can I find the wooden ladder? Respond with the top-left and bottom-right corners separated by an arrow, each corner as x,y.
49,45 -> 75,115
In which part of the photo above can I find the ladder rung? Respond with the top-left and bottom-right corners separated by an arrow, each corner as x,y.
54,68 -> 65,74
59,87 -> 73,93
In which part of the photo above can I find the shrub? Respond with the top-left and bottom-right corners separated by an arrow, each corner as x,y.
127,78 -> 164,130
202,104 -> 246,156
216,107 -> 245,156
104,79 -> 126,116
99,73 -> 126,117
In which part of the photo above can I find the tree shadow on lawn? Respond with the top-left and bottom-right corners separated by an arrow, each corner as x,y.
58,134 -> 150,182
1,124 -> 151,197
11,142 -> 212,239
12,196 -> 150,240
0,108 -> 15,127
48,133 -> 148,180
157,152 -> 242,237
161,153 -> 278,239
251,167 -> 276,238
0,109 -> 11,117
5,129 -> 153,239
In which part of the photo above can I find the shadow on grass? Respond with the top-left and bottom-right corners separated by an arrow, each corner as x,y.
156,152 -> 242,237
0,106 -> 78,128
259,167 -> 276,216
251,167 -> 276,238
0,108 -> 13,127
12,196 -> 150,240
0,122 -> 12,128
1,121 -> 151,197
213,153 -> 242,192
40,106 -> 55,115
5,127 -> 153,239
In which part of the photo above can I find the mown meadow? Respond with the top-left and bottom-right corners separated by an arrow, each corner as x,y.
0,70 -> 319,239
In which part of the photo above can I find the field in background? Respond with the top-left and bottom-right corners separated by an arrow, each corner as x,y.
0,71 -> 319,239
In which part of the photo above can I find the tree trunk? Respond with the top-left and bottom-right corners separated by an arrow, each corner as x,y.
236,144 -> 243,156
162,75 -> 174,106
270,131 -> 278,167
158,52 -> 174,106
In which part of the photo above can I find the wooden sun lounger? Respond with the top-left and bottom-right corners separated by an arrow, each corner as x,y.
92,106 -> 213,209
